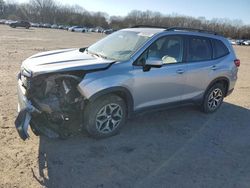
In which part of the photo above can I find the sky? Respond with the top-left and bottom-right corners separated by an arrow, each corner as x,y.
17,0 -> 250,25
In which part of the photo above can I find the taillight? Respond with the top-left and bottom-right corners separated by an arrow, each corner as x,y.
234,59 -> 240,67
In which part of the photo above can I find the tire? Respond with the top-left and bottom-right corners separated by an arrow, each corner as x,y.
201,83 -> 225,113
84,94 -> 127,138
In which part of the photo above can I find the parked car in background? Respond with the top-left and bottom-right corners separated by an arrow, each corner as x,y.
95,27 -> 104,33
0,19 -> 7,24
68,26 -> 86,32
58,25 -> 69,30
30,22 -> 40,27
51,24 -> 59,29
64,26 -> 70,30
58,25 -> 65,29
104,29 -> 116,34
5,20 -> 15,25
242,40 -> 250,45
41,23 -> 52,28
236,39 -> 244,45
228,39 -> 236,45
10,21 -> 31,29
88,28 -> 95,32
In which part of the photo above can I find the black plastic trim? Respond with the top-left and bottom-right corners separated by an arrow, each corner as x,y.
133,98 -> 202,116
88,86 -> 134,117
205,77 -> 230,97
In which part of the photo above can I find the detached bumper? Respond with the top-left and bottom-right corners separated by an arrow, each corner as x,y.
15,79 -> 40,140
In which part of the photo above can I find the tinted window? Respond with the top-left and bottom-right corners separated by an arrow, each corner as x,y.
187,37 -> 212,62
146,36 -> 184,64
213,39 -> 229,58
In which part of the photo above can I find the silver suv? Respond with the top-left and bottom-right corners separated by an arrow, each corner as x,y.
15,26 -> 240,140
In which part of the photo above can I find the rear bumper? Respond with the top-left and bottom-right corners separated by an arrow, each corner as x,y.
15,79 -> 40,140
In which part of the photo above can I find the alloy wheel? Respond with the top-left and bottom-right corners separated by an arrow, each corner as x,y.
207,88 -> 223,111
95,103 -> 123,134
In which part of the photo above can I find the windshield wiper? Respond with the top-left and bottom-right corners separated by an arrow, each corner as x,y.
88,51 -> 113,60
89,51 -> 103,58
98,53 -> 108,59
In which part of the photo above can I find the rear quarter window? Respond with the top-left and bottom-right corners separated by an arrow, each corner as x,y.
212,39 -> 229,59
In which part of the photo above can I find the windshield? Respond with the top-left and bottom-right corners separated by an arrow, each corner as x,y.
87,30 -> 151,61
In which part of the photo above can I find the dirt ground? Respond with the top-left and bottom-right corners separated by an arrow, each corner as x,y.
0,24 -> 250,188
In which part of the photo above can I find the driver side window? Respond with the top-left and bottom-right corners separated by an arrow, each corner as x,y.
136,36 -> 184,66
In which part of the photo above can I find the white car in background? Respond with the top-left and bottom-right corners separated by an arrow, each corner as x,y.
243,40 -> 250,45
68,26 -> 86,32
229,40 -> 236,45
51,24 -> 59,29
4,20 -> 15,25
0,19 -> 7,24
30,22 -> 40,27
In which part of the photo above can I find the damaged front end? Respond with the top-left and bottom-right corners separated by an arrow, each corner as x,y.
15,70 -> 85,140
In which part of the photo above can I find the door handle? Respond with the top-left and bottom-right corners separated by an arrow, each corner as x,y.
211,65 -> 217,70
176,69 -> 184,74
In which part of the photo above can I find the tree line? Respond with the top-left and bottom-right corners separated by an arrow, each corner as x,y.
0,0 -> 250,39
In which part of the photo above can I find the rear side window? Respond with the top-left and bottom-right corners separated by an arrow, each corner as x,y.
212,39 -> 229,59
187,37 -> 212,62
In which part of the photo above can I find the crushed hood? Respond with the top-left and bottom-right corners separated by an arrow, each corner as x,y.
21,48 -> 114,76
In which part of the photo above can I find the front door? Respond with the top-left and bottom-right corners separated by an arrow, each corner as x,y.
131,35 -> 187,111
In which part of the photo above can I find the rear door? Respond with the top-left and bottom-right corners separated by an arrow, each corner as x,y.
183,36 -> 214,100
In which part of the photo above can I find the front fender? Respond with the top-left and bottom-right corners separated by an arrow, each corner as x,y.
77,66 -> 135,116
77,62 -> 133,99
77,74 -> 134,116
77,74 -> 133,99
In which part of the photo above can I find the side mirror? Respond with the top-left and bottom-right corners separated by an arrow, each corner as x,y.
145,59 -> 163,68
143,58 -> 163,72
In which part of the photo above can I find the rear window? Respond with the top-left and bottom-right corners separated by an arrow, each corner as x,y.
212,39 -> 229,59
187,37 -> 212,62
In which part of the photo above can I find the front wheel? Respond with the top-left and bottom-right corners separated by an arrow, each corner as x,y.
201,83 -> 225,113
84,95 -> 127,138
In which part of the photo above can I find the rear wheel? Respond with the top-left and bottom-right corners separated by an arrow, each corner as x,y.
84,95 -> 126,138
201,83 -> 225,113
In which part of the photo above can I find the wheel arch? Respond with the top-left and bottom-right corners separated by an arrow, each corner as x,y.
87,86 -> 134,118
205,77 -> 230,97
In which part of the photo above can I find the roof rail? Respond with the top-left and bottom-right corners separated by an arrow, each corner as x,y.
130,25 -> 165,29
165,27 -> 217,35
